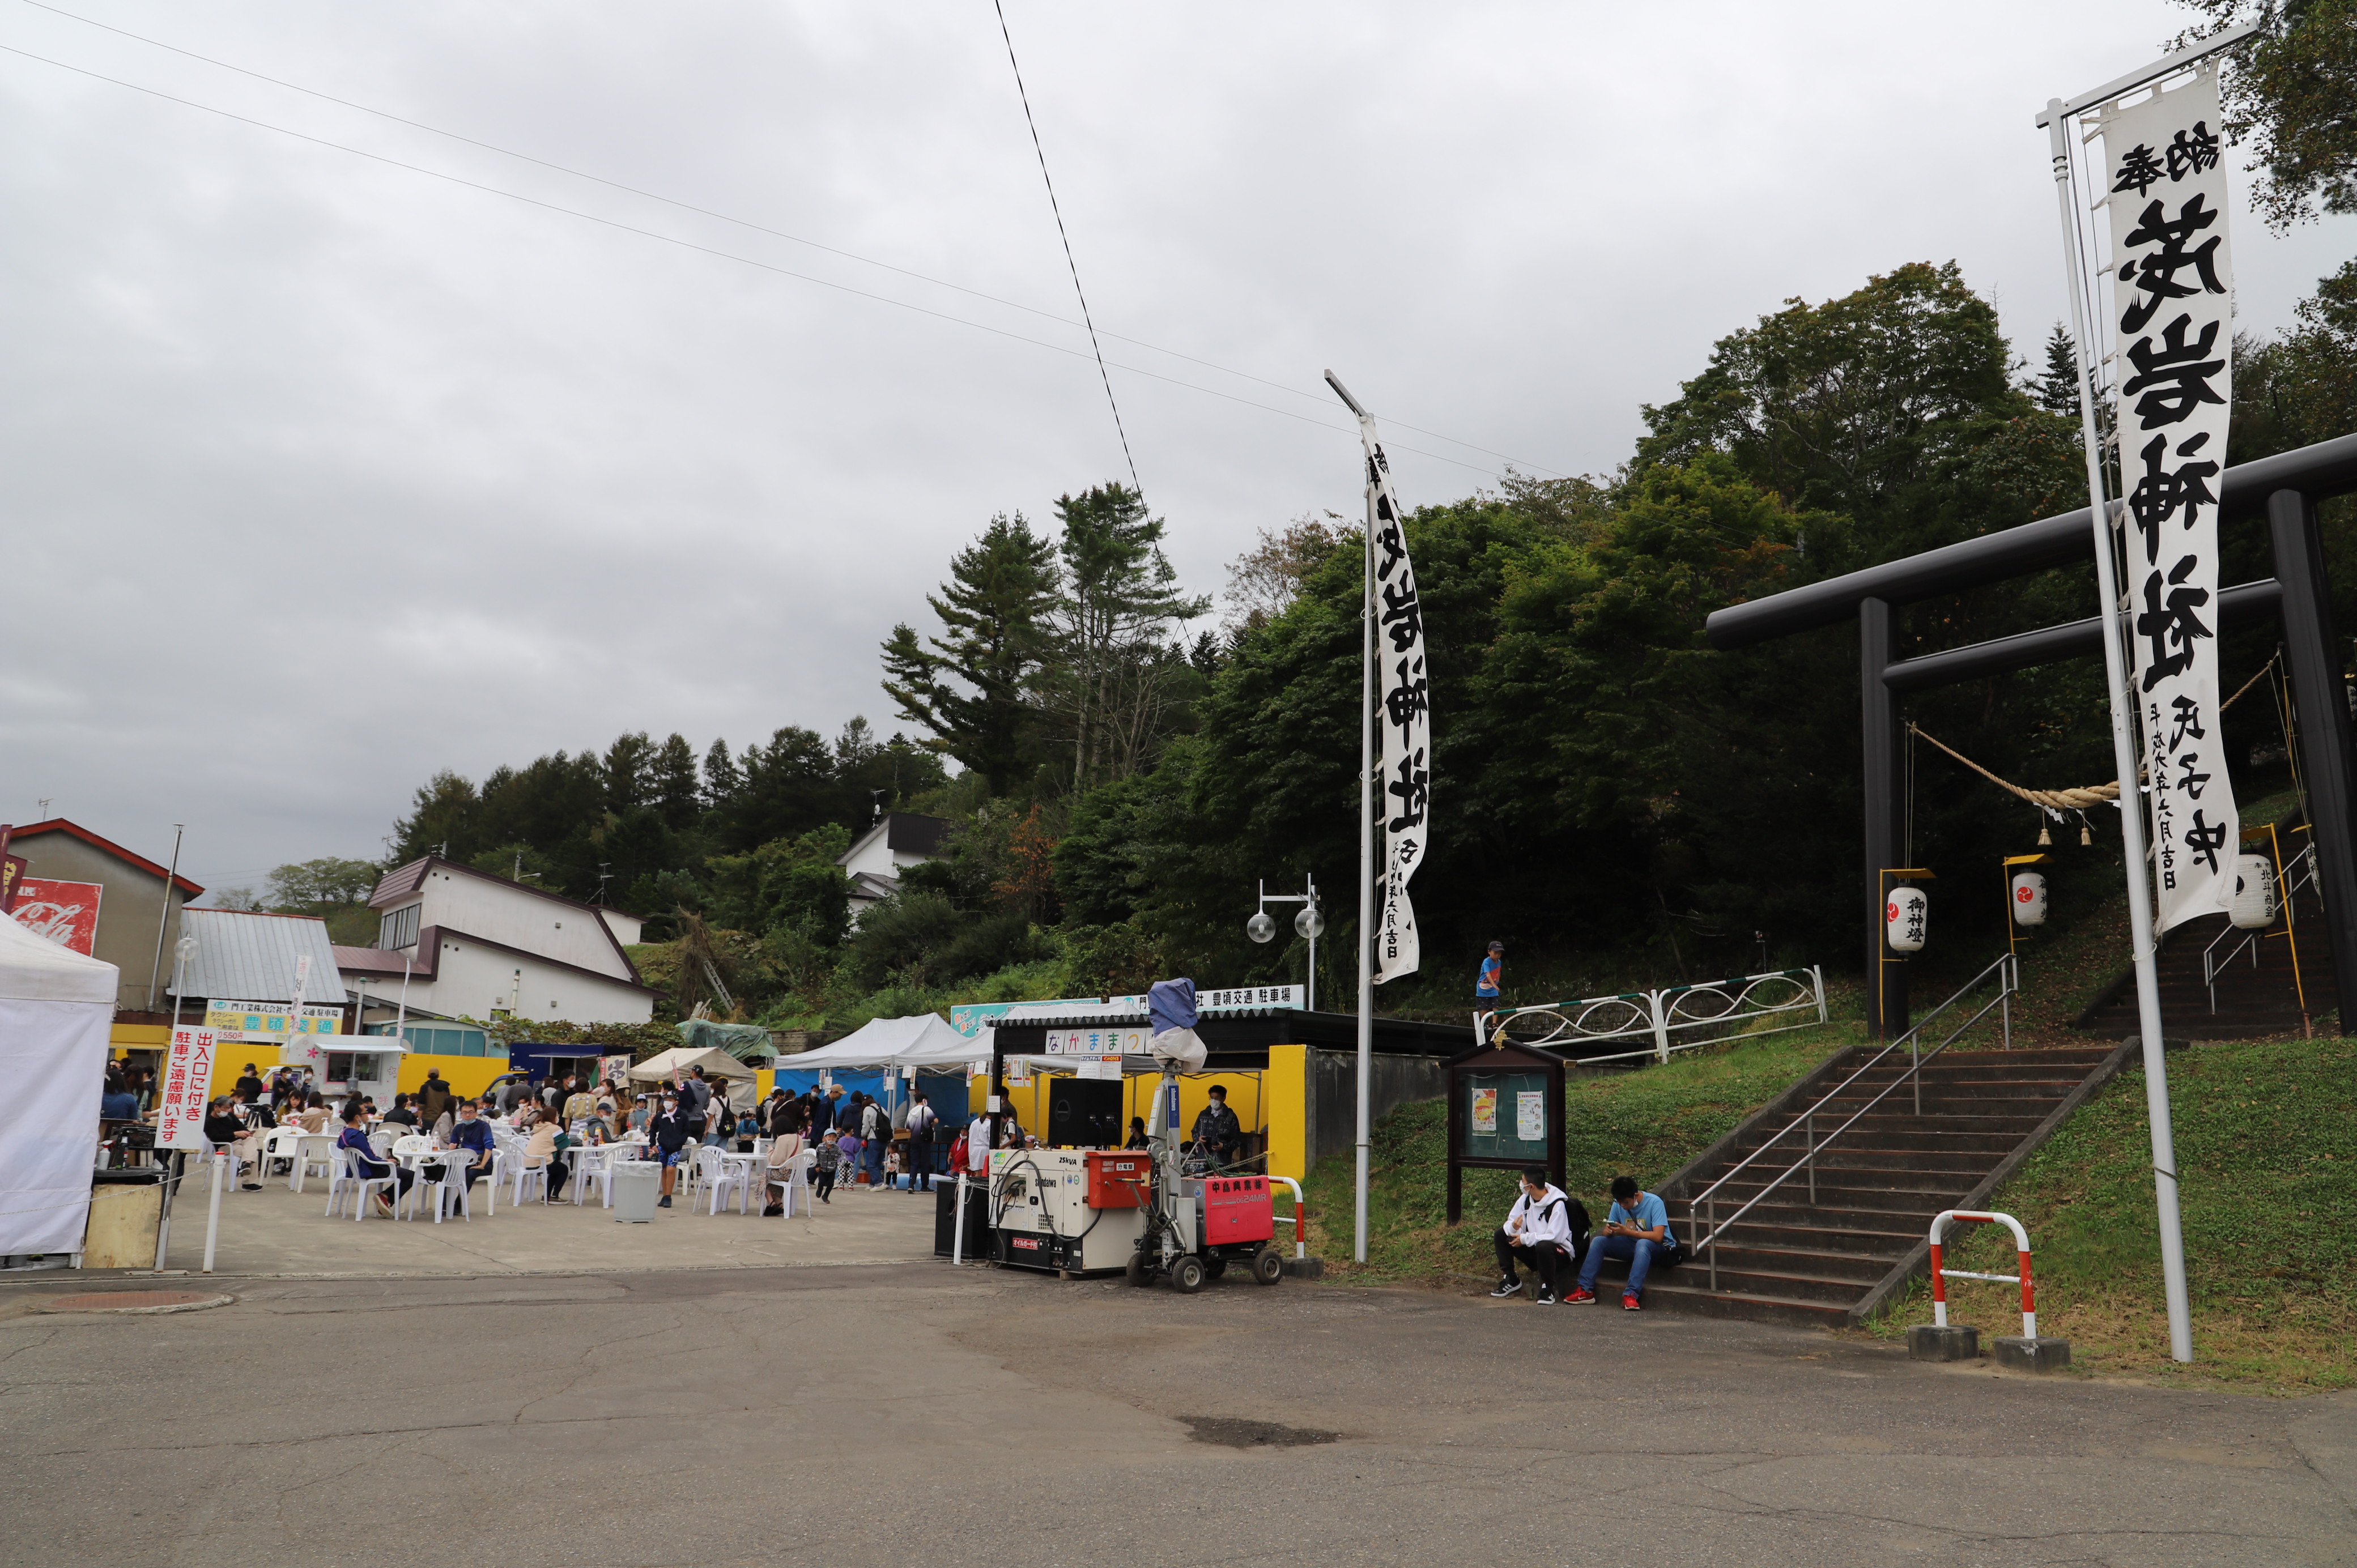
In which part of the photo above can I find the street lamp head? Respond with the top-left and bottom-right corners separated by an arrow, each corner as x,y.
1295,905 -> 1325,939
1246,911 -> 1277,944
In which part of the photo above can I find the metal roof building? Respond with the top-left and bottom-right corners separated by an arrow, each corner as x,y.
175,909 -> 347,1005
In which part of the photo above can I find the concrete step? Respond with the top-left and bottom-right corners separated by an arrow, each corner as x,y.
1703,1244 -> 1900,1284
1582,1251 -> 1870,1307
1696,1171 -> 1998,1207
1696,1217 -> 1924,1255
1637,1279 -> 1854,1330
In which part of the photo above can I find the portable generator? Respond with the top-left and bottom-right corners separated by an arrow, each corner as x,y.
987,1148 -> 1150,1275
1124,1065 -> 1286,1292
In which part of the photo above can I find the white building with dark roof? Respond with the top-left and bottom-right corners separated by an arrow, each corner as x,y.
350,855 -> 657,1026
837,812 -> 950,919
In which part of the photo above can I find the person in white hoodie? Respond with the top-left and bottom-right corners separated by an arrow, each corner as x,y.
1490,1169 -> 1589,1305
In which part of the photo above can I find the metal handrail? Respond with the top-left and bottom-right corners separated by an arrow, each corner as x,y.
2202,840 -> 2316,1012
1683,953 -> 2020,1290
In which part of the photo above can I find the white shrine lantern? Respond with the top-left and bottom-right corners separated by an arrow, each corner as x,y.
1885,884 -> 1929,953
2230,854 -> 2278,930
2010,871 -> 2048,927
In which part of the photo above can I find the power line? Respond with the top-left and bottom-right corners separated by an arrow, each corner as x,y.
14,0 -> 1569,479
989,0 -> 1138,493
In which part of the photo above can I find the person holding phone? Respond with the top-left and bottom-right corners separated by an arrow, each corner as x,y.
1490,1168 -> 1588,1304
1566,1175 -> 1674,1309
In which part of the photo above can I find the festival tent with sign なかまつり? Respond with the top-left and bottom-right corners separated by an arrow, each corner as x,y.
0,902 -> 120,1256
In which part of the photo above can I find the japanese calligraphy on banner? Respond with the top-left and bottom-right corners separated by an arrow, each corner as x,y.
158,1027 -> 218,1151
1356,418 -> 1428,982
2098,63 -> 2237,931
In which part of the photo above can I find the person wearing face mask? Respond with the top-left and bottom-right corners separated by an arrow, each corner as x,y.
446,1099 -> 495,1195
649,1092 -> 694,1209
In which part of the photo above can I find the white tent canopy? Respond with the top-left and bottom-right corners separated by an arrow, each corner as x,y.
625,1046 -> 759,1083
783,1014 -> 984,1072
0,908 -> 120,1255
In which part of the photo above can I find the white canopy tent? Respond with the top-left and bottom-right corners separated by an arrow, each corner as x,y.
0,907 -> 120,1257
784,1014 -> 984,1072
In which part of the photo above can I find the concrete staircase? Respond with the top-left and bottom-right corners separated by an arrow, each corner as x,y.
2074,870 -> 2326,1040
1585,1040 -> 2131,1328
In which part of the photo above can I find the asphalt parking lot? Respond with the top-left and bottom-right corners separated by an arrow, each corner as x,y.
3,1258 -> 2351,1567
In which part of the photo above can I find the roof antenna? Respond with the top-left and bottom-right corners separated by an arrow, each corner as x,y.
594,863 -> 612,905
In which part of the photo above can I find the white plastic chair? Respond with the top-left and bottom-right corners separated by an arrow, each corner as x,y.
290,1135 -> 338,1194
765,1149 -> 814,1217
419,1156 -> 473,1224
573,1145 -> 616,1207
328,1147 -> 397,1220
320,1143 -> 352,1216
391,1134 -> 432,1160
701,1147 -> 750,1216
509,1153 -> 548,1207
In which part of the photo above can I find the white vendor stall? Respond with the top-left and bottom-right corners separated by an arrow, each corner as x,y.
0,902 -> 120,1260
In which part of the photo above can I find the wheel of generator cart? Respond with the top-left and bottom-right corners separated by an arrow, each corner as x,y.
1125,1252 -> 1152,1288
1171,1255 -> 1207,1294
1252,1248 -> 1284,1286
1203,1258 -> 1228,1280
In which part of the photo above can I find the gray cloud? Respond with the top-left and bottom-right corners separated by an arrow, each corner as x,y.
3,0 -> 2349,893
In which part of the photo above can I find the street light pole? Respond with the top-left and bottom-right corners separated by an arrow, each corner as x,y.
1244,875 -> 1323,1009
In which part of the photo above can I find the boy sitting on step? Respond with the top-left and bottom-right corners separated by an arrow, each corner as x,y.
1567,1175 -> 1674,1310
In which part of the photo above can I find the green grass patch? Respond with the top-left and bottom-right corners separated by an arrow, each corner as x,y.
1300,1022 -> 1867,1282
1865,1035 -> 2357,1392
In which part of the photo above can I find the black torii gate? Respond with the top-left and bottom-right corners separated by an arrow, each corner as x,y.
1706,432 -> 2357,1038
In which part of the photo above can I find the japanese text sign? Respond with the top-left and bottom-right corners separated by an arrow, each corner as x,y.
1359,422 -> 1428,983
2098,63 -> 2238,930
158,1027 -> 218,1151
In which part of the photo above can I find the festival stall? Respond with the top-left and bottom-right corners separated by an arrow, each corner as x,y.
0,901 -> 120,1260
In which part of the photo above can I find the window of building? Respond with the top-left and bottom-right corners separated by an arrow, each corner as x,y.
379,903 -> 421,950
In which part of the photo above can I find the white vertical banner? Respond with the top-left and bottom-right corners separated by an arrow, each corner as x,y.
158,1026 -> 218,1152
2097,64 -> 2237,931
1355,417 -> 1429,982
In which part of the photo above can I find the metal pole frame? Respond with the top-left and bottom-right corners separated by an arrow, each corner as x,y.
1326,369 -> 1379,1267
2045,90 -> 2195,1363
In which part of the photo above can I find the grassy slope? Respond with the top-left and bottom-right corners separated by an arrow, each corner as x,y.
1299,1022 -> 1865,1282
1865,1036 -> 2357,1391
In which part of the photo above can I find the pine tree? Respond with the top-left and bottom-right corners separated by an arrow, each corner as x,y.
882,512 -> 1060,796
1039,483 -> 1211,788
2032,323 -> 2083,418
654,734 -> 700,829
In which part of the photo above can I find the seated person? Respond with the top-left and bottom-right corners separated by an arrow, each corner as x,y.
335,1105 -> 412,1215
1568,1175 -> 1676,1310
380,1093 -> 418,1129
761,1125 -> 806,1216
201,1096 -> 265,1188
295,1094 -> 331,1135
446,1100 -> 495,1190
524,1117 -> 571,1201
98,1075 -> 139,1124
1490,1168 -> 1588,1304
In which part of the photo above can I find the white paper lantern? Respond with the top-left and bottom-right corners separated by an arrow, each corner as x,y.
1885,884 -> 1929,953
2010,871 -> 2048,927
2230,854 -> 2278,930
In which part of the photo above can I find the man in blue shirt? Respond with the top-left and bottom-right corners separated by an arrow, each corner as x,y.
1567,1175 -> 1674,1310
447,1100 -> 495,1193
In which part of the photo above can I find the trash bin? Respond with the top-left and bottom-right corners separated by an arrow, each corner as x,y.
610,1158 -> 661,1223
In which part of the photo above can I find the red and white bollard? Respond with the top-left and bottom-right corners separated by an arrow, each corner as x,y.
1913,1208 -> 2070,1372
1929,1209 -> 2035,1338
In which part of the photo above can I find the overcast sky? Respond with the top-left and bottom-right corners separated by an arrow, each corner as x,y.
5,0 -> 2351,900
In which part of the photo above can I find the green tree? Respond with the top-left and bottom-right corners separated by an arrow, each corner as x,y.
1039,483 -> 1211,788
390,770 -> 480,863
882,512 -> 1060,796
2178,0 -> 2357,230
264,857 -> 383,909
704,825 -> 854,947
653,733 -> 700,829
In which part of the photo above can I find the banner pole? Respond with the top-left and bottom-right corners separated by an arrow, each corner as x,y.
1326,370 -> 1378,1267
2044,97 -> 2194,1362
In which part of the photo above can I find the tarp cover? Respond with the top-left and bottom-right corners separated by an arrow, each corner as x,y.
675,1018 -> 776,1060
0,909 -> 120,1254
625,1046 -> 759,1083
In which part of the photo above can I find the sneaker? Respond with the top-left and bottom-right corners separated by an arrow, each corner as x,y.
1535,1287 -> 1557,1306
1622,1293 -> 1642,1311
1563,1288 -> 1597,1304
1488,1276 -> 1523,1298
657,1195 -> 671,1208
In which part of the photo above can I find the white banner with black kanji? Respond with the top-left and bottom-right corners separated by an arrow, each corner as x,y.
2098,63 -> 2238,932
1357,419 -> 1428,982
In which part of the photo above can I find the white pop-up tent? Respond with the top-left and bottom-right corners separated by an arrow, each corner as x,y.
785,1013 -> 984,1072
0,908 -> 120,1257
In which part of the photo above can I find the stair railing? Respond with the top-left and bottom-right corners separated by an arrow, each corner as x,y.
2202,840 -> 2317,1013
1682,952 -> 2021,1293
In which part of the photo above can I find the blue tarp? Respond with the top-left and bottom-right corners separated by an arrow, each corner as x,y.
767,1065 -> 973,1126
